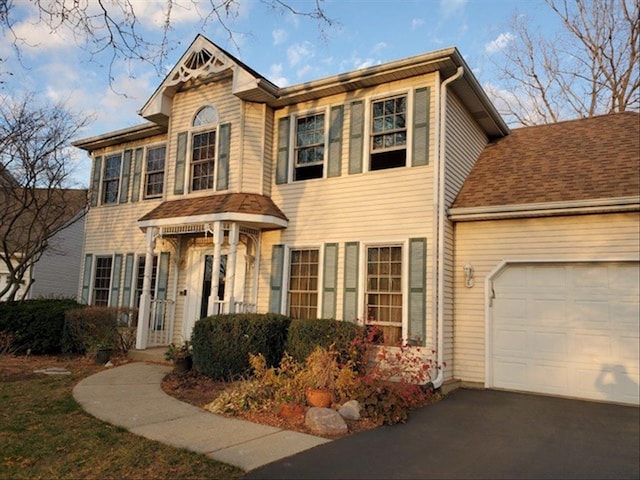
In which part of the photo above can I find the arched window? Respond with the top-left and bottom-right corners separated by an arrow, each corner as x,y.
193,106 -> 218,127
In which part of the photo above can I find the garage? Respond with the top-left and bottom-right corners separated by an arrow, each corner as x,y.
490,261 -> 639,405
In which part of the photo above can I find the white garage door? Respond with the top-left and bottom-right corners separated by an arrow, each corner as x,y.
491,262 -> 639,405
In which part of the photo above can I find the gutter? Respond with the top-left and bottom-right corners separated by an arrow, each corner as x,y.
449,196 -> 640,221
432,66 -> 464,389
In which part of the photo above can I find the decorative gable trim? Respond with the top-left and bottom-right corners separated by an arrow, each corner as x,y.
165,45 -> 233,87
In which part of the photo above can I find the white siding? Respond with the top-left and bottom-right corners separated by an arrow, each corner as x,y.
453,213 -> 640,384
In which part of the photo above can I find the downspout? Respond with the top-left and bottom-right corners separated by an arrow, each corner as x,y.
432,66 -> 463,389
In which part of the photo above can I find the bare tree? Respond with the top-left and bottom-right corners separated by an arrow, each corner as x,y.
0,0 -> 334,86
490,0 -> 639,126
0,95 -> 89,301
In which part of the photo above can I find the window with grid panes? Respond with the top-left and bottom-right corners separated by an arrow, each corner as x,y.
288,249 -> 319,319
370,95 -> 407,171
102,154 -> 122,204
191,130 -> 216,191
134,255 -> 158,307
366,245 -> 403,345
294,113 -> 325,181
144,146 -> 166,198
93,256 -> 113,306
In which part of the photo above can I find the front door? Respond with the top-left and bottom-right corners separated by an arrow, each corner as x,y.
199,254 -> 227,319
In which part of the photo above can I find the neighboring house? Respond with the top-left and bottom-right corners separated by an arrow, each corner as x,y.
73,35 -> 639,405
0,164 -> 87,301
27,206 -> 86,299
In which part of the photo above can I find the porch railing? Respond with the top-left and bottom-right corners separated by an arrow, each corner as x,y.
147,299 -> 174,347
211,300 -> 257,315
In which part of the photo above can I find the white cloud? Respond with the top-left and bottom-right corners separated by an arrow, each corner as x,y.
287,42 -> 315,66
370,42 -> 387,55
440,0 -> 467,18
272,29 -> 287,46
296,64 -> 314,79
485,32 -> 515,54
411,18 -> 425,30
267,63 -> 288,86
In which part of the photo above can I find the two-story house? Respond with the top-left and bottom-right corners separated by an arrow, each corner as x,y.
74,35 -> 639,405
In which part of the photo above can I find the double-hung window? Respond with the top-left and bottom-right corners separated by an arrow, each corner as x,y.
144,146 -> 166,198
93,256 -> 113,306
365,245 -> 403,345
370,95 -> 407,171
191,130 -> 216,191
102,154 -> 122,204
288,248 -> 319,319
294,113 -> 325,181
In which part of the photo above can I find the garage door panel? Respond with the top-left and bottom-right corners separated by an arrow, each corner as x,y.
494,328 -> 527,353
491,262 -> 639,405
530,298 -> 566,323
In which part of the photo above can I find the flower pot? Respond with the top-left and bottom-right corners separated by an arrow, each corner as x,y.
95,348 -> 112,365
173,355 -> 192,374
306,388 -> 333,408
278,403 -> 306,419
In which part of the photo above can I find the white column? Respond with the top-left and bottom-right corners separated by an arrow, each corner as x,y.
136,227 -> 156,349
225,223 -> 239,313
207,221 -> 223,315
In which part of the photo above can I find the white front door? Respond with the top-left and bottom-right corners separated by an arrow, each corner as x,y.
183,245 -> 247,340
490,262 -> 639,405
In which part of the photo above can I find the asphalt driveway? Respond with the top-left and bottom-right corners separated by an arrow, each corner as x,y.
244,389 -> 640,479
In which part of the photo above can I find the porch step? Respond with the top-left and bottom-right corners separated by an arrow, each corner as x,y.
127,347 -> 171,365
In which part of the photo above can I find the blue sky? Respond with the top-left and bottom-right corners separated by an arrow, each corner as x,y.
1,0 -> 559,186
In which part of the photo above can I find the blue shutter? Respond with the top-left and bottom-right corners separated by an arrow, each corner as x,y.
130,148 -> 143,202
348,101 -> 364,174
412,87 -> 430,166
110,254 -> 123,306
121,253 -> 135,307
119,150 -> 132,203
408,238 -> 427,346
80,254 -> 93,304
269,245 -> 285,313
90,157 -> 102,207
327,106 -> 343,178
342,242 -> 359,322
174,132 -> 188,194
217,123 -> 231,190
322,243 -> 338,318
276,117 -> 290,185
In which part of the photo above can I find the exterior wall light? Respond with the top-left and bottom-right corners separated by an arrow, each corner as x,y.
463,263 -> 474,288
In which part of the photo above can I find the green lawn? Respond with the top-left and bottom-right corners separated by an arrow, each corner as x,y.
0,356 -> 243,480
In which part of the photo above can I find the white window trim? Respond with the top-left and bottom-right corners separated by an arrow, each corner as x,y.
92,254 -> 114,306
284,244 -> 324,319
101,152 -> 124,206
358,239 -> 409,342
143,142 -> 167,200
288,106 -> 331,183
363,89 -> 413,174
186,105 -> 222,194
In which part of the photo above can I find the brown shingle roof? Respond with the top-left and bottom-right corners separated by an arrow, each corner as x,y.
138,192 -> 288,223
452,112 -> 640,209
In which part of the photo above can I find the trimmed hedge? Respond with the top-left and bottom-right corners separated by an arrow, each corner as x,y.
286,318 -> 364,365
192,313 -> 291,380
0,299 -> 83,354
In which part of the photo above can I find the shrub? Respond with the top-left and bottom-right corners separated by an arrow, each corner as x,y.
286,318 -> 364,365
191,313 -> 291,380
63,306 -> 138,355
0,299 -> 83,354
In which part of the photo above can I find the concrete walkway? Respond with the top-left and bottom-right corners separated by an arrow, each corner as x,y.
72,362 -> 329,471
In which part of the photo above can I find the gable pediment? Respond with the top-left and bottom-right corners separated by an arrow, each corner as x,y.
138,35 -> 277,125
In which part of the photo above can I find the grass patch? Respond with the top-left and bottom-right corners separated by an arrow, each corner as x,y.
0,355 -> 243,480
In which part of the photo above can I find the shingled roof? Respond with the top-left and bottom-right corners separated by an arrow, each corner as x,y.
138,192 -> 288,225
452,112 -> 640,211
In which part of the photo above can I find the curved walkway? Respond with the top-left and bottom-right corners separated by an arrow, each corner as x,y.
73,362 -> 329,471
